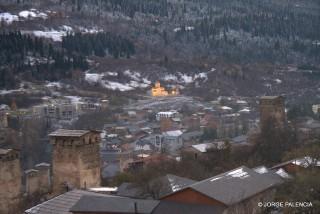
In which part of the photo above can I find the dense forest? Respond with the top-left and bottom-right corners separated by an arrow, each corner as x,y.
0,31 -> 88,89
62,32 -> 135,58
0,0 -> 319,89
0,31 -> 135,89
69,0 -> 170,17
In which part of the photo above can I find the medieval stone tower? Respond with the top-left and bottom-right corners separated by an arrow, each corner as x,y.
0,149 -> 21,214
49,129 -> 101,195
259,96 -> 286,130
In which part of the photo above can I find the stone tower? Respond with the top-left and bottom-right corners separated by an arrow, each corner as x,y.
49,129 -> 101,195
0,111 -> 8,128
259,96 -> 286,130
0,149 -> 21,214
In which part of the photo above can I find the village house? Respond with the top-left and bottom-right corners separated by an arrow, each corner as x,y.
156,110 -> 179,121
162,130 -> 184,155
270,156 -> 320,174
24,162 -> 51,196
33,103 -> 77,121
183,141 -> 227,160
312,104 -> 320,115
25,189 -> 224,214
161,166 -> 284,214
294,117 -> 320,143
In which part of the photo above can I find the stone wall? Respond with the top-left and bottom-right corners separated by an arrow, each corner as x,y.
0,150 -> 21,214
25,163 -> 51,195
51,131 -> 101,195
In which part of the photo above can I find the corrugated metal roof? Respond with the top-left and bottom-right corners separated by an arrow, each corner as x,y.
48,129 -> 90,137
187,166 -> 284,206
70,195 -> 159,214
24,190 -> 116,214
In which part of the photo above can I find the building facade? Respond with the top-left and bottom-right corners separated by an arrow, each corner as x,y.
0,149 -> 21,214
49,129 -> 101,195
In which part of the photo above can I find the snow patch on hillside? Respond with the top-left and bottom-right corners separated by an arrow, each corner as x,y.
163,72 -> 208,84
180,74 -> 193,83
163,74 -> 178,81
85,73 -> 103,84
32,30 -> 67,42
46,82 -> 62,89
124,70 -> 141,81
173,26 -> 194,32
0,12 -> 19,24
275,79 -> 282,84
19,10 -> 48,19
103,81 -> 133,91
85,71 -> 150,91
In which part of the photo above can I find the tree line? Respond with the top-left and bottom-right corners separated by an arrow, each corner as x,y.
68,0 -> 170,17
0,31 -> 136,89
0,31 -> 88,89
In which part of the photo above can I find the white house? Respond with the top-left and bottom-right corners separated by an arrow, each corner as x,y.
156,110 -> 178,121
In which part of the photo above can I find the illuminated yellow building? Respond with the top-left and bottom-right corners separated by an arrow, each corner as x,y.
151,81 -> 179,97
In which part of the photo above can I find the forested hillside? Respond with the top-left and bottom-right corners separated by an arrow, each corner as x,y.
0,0 -> 319,94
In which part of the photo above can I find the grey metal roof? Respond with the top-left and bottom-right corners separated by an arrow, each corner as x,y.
48,129 -> 93,137
49,129 -> 90,137
158,174 -> 197,198
0,148 -> 12,155
70,195 -> 224,214
231,135 -> 247,144
25,169 -> 39,174
117,182 -> 142,198
24,190 -> 116,214
35,162 -> 51,169
188,166 -> 284,206
182,131 -> 203,140
260,96 -> 282,100
70,195 -> 159,214
152,200 -> 224,214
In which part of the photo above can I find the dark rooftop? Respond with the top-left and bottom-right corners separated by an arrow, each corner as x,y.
180,166 -> 284,206
70,195 -> 159,214
70,195 -> 224,214
24,190 -> 117,214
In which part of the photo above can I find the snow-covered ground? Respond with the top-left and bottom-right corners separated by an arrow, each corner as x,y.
173,26 -> 194,32
0,9 -> 48,25
0,88 -> 25,95
24,25 -> 104,42
19,10 -> 48,19
32,30 -> 67,42
85,70 -> 152,91
83,68 -> 212,92
162,72 -> 208,84
0,12 -> 19,24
